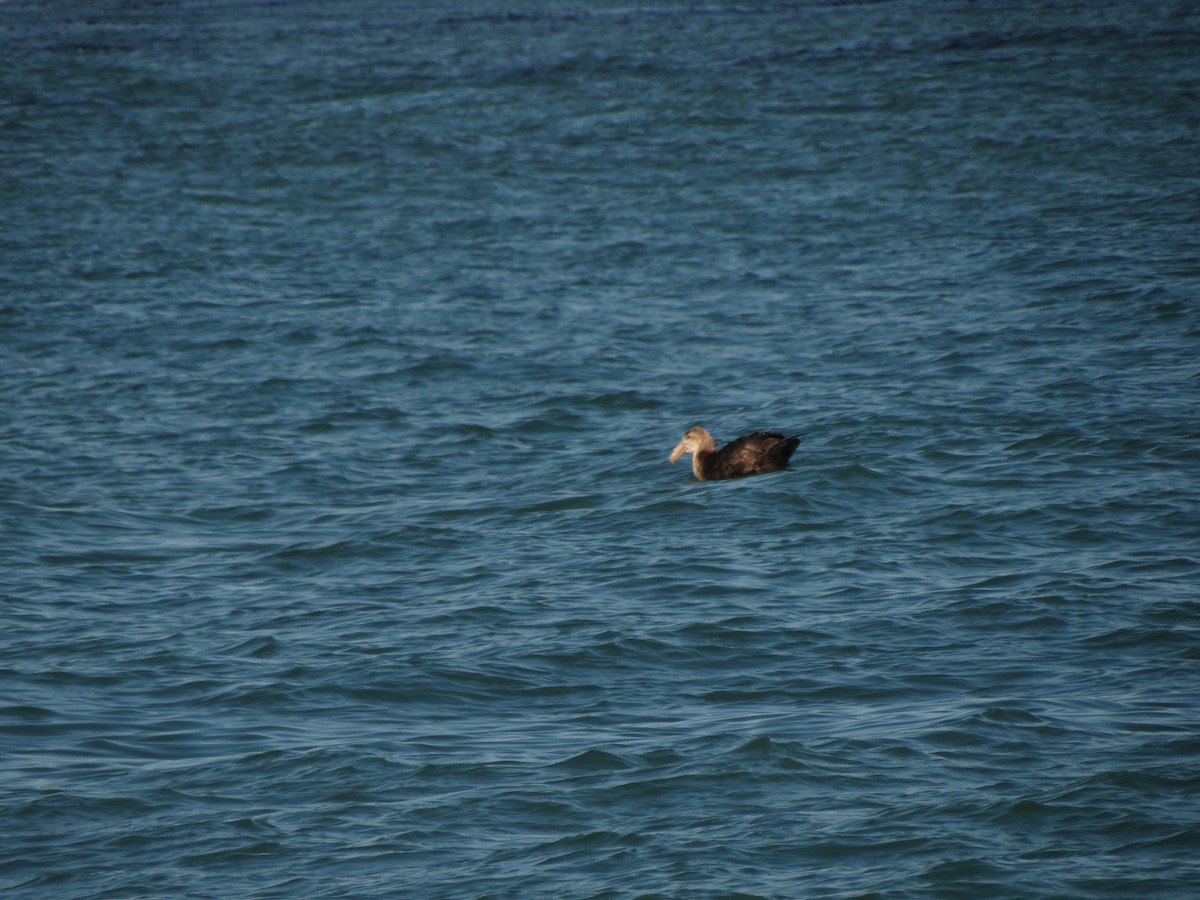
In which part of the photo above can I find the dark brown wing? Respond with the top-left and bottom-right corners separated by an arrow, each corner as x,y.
702,432 -> 801,480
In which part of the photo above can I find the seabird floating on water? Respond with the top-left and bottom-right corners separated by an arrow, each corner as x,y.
669,426 -> 801,481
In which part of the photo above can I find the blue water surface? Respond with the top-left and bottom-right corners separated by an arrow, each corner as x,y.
3,1 -> 1199,897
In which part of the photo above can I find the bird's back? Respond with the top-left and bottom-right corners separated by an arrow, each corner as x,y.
703,431 -> 800,480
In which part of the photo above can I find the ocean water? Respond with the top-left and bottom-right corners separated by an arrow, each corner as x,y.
3,0 -> 1199,896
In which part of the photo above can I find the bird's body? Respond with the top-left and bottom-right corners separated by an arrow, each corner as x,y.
669,426 -> 800,481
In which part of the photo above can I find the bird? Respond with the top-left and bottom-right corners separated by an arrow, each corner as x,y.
669,426 -> 801,481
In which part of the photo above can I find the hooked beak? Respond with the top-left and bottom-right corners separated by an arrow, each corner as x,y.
669,441 -> 686,463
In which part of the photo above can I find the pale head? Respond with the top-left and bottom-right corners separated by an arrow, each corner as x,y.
669,426 -> 716,463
